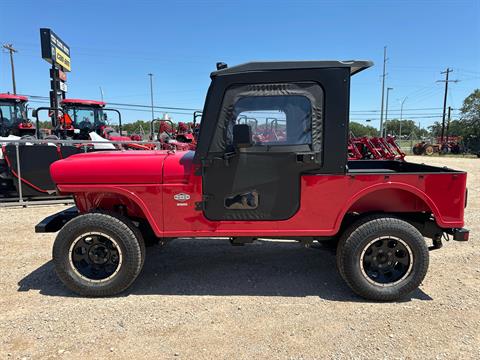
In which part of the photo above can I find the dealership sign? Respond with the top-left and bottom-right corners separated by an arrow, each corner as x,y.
40,28 -> 71,72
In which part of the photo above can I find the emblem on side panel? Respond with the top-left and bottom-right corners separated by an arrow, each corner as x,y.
174,193 -> 190,205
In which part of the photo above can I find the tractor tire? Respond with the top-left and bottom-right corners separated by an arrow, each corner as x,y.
412,145 -> 423,155
53,212 -> 145,297
424,145 -> 434,156
336,215 -> 429,301
450,144 -> 460,154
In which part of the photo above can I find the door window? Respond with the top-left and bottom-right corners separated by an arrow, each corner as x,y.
227,95 -> 312,146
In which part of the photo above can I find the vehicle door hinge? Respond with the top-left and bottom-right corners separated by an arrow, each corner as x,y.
195,194 -> 213,211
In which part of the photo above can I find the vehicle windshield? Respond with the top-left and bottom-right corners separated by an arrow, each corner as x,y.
0,102 -> 27,126
65,107 -> 105,129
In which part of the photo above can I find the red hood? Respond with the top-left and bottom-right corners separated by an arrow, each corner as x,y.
51,150 -> 195,185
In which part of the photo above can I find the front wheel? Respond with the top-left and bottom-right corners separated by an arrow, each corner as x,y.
337,216 -> 429,301
53,212 -> 145,297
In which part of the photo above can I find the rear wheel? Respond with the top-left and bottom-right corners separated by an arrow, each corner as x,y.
337,215 -> 429,301
424,145 -> 434,156
53,212 -> 145,297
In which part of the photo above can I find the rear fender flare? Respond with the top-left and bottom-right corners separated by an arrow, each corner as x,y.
334,181 -> 442,231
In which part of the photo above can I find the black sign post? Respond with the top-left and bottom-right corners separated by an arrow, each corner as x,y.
40,28 -> 71,124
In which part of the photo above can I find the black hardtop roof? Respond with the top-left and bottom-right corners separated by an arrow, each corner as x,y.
211,60 -> 373,77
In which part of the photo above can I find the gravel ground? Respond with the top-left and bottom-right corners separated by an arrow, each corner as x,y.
0,156 -> 479,359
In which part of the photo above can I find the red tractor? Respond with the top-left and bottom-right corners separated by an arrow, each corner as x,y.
0,94 -> 36,138
57,99 -> 151,149
37,60 -> 469,301
412,136 -> 462,156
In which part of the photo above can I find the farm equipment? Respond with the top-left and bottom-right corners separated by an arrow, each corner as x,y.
0,100 -> 154,200
58,99 -> 153,150
0,94 -> 36,138
349,136 -> 406,160
37,60 -> 468,301
150,119 -> 196,151
412,136 -> 462,156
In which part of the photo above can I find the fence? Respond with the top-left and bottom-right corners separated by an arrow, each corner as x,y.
0,138 -> 162,207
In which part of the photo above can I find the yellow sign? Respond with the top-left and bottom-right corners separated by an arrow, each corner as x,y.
54,47 -> 71,72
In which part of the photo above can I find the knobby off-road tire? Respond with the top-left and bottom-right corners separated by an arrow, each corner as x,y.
336,215 -> 429,301
53,212 -> 145,297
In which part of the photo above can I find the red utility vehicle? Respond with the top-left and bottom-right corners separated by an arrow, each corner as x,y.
36,61 -> 469,301
0,94 -> 36,138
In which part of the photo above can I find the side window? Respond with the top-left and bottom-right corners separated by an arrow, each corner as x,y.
228,95 -> 312,146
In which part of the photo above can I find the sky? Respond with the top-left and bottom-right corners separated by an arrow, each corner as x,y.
1,0 -> 479,129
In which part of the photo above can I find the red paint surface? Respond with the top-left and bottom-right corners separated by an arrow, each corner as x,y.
0,93 -> 28,102
52,150 -> 467,238
60,99 -> 106,107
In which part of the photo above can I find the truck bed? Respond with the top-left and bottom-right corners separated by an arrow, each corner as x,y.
346,160 -> 464,174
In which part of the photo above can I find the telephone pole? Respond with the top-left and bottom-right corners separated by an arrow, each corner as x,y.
379,46 -> 388,136
384,87 -> 393,137
437,68 -> 458,144
148,73 -> 154,122
3,44 -> 17,94
445,106 -> 452,140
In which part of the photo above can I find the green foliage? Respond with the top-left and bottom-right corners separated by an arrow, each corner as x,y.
384,119 -> 428,137
428,89 -> 479,142
350,119 -> 427,138
38,120 -> 53,130
429,120 -> 464,137
120,120 -> 152,135
349,122 -> 379,137
460,89 -> 480,136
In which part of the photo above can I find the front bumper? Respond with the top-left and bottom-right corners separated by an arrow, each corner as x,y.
35,206 -> 79,233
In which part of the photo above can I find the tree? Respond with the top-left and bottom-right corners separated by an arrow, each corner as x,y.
384,119 -> 428,138
349,122 -> 379,137
429,120 -> 464,137
459,89 -> 480,137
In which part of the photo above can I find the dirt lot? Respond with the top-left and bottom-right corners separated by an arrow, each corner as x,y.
0,156 -> 479,359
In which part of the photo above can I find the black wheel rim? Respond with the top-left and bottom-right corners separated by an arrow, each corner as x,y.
69,232 -> 122,282
360,236 -> 413,286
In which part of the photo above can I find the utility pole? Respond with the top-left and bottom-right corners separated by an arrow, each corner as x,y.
445,106 -> 451,140
399,96 -> 408,139
379,46 -> 388,136
385,87 -> 393,137
99,86 -> 104,101
3,44 -> 17,94
437,68 -> 458,144
148,73 -> 154,122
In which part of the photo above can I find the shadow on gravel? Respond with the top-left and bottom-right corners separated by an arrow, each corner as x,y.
18,239 -> 432,302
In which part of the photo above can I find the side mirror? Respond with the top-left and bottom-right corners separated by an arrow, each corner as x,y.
31,109 -> 38,118
233,124 -> 252,148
